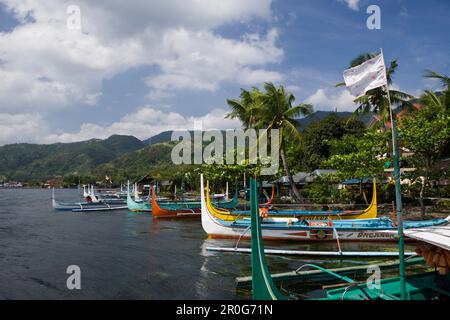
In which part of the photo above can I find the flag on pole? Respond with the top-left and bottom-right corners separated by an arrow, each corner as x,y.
343,53 -> 388,98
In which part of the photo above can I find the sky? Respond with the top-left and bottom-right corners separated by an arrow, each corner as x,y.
0,0 -> 449,145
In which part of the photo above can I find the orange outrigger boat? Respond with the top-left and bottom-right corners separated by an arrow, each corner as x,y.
151,187 -> 201,219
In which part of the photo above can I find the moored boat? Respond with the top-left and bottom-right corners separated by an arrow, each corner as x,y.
52,189 -> 127,212
151,187 -> 201,218
126,181 -> 239,213
200,175 -> 450,242
247,177 -> 450,300
127,182 -> 152,212
206,179 -> 378,222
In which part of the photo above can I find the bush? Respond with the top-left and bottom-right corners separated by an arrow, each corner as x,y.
436,199 -> 450,210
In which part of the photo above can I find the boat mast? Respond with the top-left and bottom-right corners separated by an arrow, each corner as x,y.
381,48 -> 407,300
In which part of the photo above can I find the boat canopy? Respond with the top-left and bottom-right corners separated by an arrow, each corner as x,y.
403,225 -> 450,251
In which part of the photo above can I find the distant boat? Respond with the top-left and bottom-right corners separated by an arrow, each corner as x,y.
127,181 -> 239,213
52,188 -> 127,212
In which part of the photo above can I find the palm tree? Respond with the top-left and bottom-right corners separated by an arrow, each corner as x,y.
225,88 -> 261,129
424,70 -> 450,89
337,53 -> 414,116
421,90 -> 447,108
256,82 -> 313,202
424,70 -> 450,110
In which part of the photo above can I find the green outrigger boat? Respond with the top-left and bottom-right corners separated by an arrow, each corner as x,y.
127,182 -> 239,213
248,177 -> 450,300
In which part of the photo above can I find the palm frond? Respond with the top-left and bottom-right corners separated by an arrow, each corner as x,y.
424,70 -> 450,88
349,53 -> 378,68
282,120 -> 302,141
284,104 -> 313,119
421,90 -> 443,108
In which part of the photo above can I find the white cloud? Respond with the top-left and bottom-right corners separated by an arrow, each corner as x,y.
0,0 -> 281,144
0,106 -> 240,145
0,0 -> 279,112
306,88 -> 356,112
0,113 -> 49,145
338,0 -> 360,11
42,107 -> 241,144
145,28 -> 283,94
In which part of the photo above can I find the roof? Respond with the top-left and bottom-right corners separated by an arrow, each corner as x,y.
277,172 -> 313,185
402,224 -> 450,251
343,178 -> 379,185
368,103 -> 424,129
312,169 -> 337,176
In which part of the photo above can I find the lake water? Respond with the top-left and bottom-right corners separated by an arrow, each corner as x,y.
0,189 -> 413,300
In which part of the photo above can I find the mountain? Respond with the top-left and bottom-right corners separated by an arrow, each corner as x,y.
296,111 -> 373,131
142,111 -> 373,143
0,135 -> 145,181
0,111 -> 372,183
94,142 -> 194,181
143,131 -> 174,145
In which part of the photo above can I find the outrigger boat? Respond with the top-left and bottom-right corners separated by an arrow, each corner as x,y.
128,181 -> 239,213
246,177 -> 450,300
127,182 -> 152,212
151,187 -> 201,218
200,175 -> 450,242
205,179 -> 378,222
52,189 -> 127,212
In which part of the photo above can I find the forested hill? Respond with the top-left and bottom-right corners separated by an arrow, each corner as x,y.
0,135 -> 145,181
0,111 -> 372,183
94,142 -> 179,182
142,111 -> 372,145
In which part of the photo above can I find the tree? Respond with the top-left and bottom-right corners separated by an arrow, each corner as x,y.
256,82 -> 313,202
225,88 -> 261,129
302,114 -> 365,170
399,91 -> 450,218
325,129 -> 389,179
424,70 -> 450,89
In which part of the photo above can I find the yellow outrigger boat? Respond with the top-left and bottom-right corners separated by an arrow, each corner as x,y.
203,178 -> 378,222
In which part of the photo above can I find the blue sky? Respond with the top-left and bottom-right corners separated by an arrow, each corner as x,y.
0,0 -> 449,145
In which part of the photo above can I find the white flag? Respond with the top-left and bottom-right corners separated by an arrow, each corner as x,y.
343,53 -> 387,98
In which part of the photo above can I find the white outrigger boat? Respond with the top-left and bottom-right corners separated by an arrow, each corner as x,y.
200,175 -> 450,242
52,188 -> 127,212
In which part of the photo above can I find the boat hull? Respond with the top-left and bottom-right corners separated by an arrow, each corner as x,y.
206,178 -> 379,222
200,177 -> 450,242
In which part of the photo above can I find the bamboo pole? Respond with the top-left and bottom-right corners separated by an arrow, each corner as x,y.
381,48 -> 407,300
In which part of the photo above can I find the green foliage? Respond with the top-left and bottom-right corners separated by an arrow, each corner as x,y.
0,135 -> 144,181
95,142 -> 198,182
301,114 -> 365,170
436,200 -> 450,210
324,129 -> 390,180
226,87 -> 262,129
302,175 -> 339,204
400,92 -> 450,162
